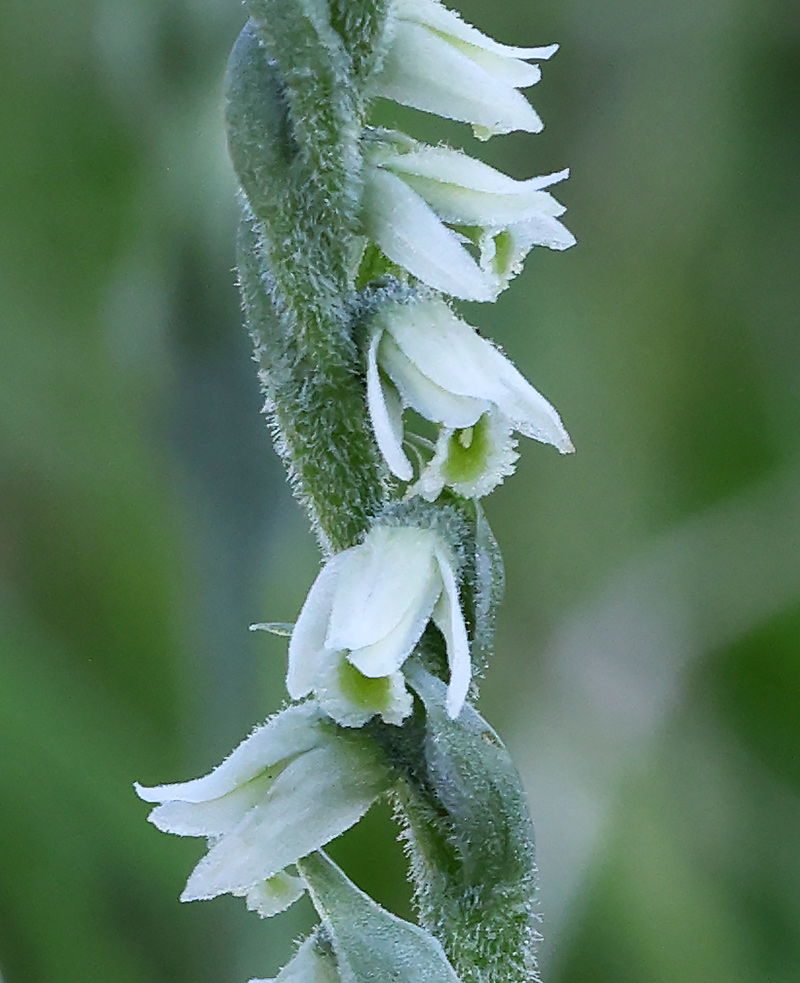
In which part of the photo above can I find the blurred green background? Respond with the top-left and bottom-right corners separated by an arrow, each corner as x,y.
1,0 -> 799,981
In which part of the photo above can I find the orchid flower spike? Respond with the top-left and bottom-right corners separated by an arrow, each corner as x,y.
363,135 -> 575,301
366,296 -> 573,500
134,703 -> 388,915
287,523 -> 470,724
374,0 -> 558,139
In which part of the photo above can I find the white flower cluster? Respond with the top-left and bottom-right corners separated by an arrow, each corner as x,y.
138,1 -> 574,959
268,0 -> 575,736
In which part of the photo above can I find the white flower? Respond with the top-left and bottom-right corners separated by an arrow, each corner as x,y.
288,523 -> 470,723
134,703 -> 388,913
366,296 -> 573,499
374,0 -> 558,139
362,137 -> 574,301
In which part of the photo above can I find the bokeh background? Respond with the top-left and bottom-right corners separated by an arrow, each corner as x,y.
2,0 -> 799,981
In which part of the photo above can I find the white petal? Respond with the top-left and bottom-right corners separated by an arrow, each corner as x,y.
146,772 -> 274,837
381,147 -> 566,226
406,442 -> 448,503
347,568 -> 441,677
182,741 -> 387,900
381,145 -> 531,196
375,21 -> 544,138
386,298 -> 573,453
240,872 -> 306,919
397,0 -> 558,63
431,548 -> 471,718
134,703 -> 323,804
379,332 -> 488,429
507,213 -> 577,252
326,525 -> 438,651
366,331 -> 413,481
473,349 -> 573,453
384,298 -> 501,402
287,554 -> 349,700
447,41 -> 541,89
363,166 -> 496,301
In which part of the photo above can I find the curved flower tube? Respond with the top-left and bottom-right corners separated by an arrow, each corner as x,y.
366,296 -> 573,499
287,523 -> 470,723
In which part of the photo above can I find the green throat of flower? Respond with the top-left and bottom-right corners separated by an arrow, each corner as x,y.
339,658 -> 395,714
442,415 -> 492,485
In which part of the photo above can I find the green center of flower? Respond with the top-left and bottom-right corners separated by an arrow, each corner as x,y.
442,414 -> 491,483
338,659 -> 393,713
491,230 -> 514,276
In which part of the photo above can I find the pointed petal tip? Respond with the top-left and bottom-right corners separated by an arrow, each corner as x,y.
134,781 -> 163,804
444,688 -> 466,719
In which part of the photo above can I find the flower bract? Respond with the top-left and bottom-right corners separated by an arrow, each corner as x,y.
366,296 -> 573,499
287,523 -> 470,723
374,0 -> 558,139
135,703 -> 389,912
249,932 -> 339,983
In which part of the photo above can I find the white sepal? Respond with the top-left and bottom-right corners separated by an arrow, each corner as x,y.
432,547 -> 471,718
362,166 -> 496,301
181,740 -> 387,901
378,332 -> 488,430
366,332 -> 413,481
135,702 -> 323,804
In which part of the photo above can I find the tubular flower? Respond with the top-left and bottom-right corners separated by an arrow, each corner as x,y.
366,296 -> 573,500
287,523 -> 470,723
362,135 -> 574,301
134,703 -> 389,914
373,0 -> 558,139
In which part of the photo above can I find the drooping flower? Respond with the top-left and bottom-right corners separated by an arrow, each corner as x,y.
362,135 -> 574,301
287,523 -> 470,723
373,0 -> 558,140
135,703 -> 389,914
366,296 -> 573,499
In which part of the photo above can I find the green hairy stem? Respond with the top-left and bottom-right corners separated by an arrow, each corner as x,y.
227,11 -> 384,551
227,0 -> 542,975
